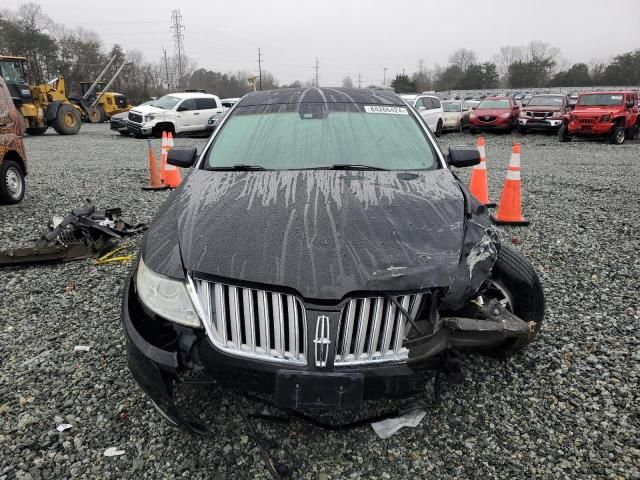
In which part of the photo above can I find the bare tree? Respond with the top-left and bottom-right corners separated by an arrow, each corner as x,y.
449,48 -> 477,72
493,45 -> 525,80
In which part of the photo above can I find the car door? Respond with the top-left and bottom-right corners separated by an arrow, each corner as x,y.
175,98 -> 198,132
416,97 -> 435,130
431,97 -> 443,129
195,97 -> 221,130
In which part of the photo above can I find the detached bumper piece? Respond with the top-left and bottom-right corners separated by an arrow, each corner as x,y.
406,299 -> 535,365
0,202 -> 145,267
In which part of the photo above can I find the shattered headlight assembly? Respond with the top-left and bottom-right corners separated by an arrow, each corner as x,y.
600,114 -> 611,122
500,112 -> 511,119
136,257 -> 201,328
144,113 -> 156,122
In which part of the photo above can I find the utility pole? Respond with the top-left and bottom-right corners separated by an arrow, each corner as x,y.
314,57 -> 319,87
170,10 -> 185,88
163,47 -> 171,90
383,67 -> 387,87
258,48 -> 263,91
357,72 -> 362,89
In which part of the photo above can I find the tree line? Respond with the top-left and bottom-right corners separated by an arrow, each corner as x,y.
390,43 -> 640,93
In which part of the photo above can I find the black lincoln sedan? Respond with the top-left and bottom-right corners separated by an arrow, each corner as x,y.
122,87 -> 544,433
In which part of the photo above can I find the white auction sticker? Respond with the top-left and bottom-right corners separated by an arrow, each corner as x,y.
364,105 -> 408,115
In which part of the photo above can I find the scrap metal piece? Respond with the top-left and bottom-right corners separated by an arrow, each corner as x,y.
0,202 -> 146,267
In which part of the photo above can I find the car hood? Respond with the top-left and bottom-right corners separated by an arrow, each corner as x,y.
130,105 -> 166,115
522,105 -> 563,112
474,108 -> 510,116
573,106 -> 619,115
142,169 -> 470,301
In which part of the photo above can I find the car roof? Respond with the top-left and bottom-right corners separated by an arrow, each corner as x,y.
238,87 -> 404,107
579,91 -> 636,95
165,92 -> 218,99
484,96 -> 510,100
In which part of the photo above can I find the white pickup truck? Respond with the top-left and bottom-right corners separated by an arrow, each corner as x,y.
126,92 -> 223,137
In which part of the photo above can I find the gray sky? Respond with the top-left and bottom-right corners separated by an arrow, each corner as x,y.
5,0 -> 640,85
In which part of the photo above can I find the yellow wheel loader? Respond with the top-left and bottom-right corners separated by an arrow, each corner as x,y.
0,56 -> 82,135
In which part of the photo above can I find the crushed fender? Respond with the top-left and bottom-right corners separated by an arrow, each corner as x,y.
0,201 -> 146,267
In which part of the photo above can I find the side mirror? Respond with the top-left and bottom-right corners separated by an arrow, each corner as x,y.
626,101 -> 634,109
471,106 -> 477,110
177,105 -> 189,112
521,102 -> 527,107
167,146 -> 198,168
447,146 -> 481,168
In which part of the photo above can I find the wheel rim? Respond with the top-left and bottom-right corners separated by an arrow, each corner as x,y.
64,112 -> 76,128
616,129 -> 625,143
478,278 -> 514,312
6,166 -> 23,199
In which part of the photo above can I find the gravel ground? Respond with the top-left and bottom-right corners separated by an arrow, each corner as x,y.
1,124 -> 638,479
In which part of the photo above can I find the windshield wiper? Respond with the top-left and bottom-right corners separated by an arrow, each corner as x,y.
329,164 -> 387,171
209,164 -> 269,171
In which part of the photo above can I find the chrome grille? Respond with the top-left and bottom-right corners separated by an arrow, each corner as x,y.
479,116 -> 497,122
579,118 -> 596,124
191,279 -> 307,365
128,112 -> 143,123
335,294 -> 423,365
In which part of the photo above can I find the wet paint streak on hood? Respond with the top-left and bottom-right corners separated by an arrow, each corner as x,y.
142,169 -> 468,301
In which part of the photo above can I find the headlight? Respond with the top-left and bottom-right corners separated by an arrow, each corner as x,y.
500,112 -> 511,119
600,115 -> 610,122
136,257 -> 201,328
145,114 -> 156,122
570,115 -> 577,122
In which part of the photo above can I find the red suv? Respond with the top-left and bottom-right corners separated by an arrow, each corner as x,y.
559,91 -> 639,144
469,96 -> 519,133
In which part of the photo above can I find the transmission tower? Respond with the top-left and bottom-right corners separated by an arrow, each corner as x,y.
314,57 -> 319,87
171,10 -> 185,87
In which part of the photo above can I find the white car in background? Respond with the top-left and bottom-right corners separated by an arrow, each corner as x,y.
413,94 -> 444,136
126,92 -> 223,138
221,97 -> 241,109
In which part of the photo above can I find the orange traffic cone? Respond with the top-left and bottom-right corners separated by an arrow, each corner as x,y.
163,132 -> 182,189
159,130 -> 168,183
469,136 -> 495,207
142,139 -> 168,191
491,143 -> 529,226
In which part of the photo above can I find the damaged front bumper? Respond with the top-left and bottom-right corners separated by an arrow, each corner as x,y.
123,265 -> 535,433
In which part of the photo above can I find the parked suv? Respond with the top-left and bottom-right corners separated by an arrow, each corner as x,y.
412,94 -> 444,136
122,88 -> 544,432
559,91 -> 639,144
0,77 -> 27,204
518,94 -> 570,134
126,92 -> 223,138
469,96 -> 519,133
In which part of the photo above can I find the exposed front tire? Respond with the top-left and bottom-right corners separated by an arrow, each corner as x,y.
558,124 -> 570,142
625,124 -> 638,141
609,126 -> 625,145
517,124 -> 527,135
479,244 -> 545,357
469,126 -> 477,134
435,120 -> 443,137
52,104 -> 81,135
0,159 -> 25,204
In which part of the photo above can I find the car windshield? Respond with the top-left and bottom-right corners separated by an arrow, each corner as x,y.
0,60 -> 26,84
152,95 -> 181,110
443,103 -> 461,112
203,104 -> 438,171
527,96 -> 564,107
477,99 -> 510,109
577,94 -> 624,106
